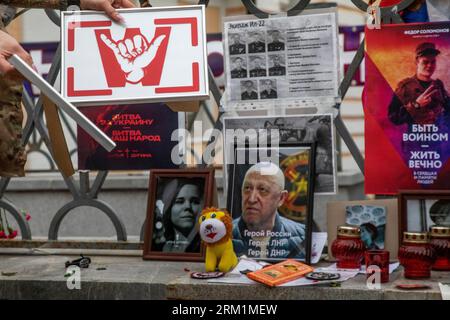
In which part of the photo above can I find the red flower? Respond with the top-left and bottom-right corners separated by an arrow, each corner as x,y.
0,231 -> 6,239
25,214 -> 31,221
8,230 -> 18,239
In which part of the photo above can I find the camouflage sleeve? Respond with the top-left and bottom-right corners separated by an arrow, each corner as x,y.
0,77 -> 26,177
0,0 -> 61,10
0,4 -> 16,27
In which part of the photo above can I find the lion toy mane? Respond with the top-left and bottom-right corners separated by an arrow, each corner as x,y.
198,207 -> 238,272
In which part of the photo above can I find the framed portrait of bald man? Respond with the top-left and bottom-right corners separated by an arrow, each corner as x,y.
227,143 -> 315,263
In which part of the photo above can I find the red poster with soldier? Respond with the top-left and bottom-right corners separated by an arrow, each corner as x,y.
364,22 -> 450,194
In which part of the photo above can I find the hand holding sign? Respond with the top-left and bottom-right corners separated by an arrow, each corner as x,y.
100,33 -> 166,84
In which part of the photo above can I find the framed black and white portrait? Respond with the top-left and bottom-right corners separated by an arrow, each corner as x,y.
399,190 -> 450,243
143,169 -> 215,261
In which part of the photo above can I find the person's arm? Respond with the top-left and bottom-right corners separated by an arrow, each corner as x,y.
388,94 -> 414,125
0,0 -> 59,9
0,0 -> 135,22
0,29 -> 33,80
389,84 -> 440,125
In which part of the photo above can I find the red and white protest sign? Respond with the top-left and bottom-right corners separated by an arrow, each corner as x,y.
61,6 -> 209,106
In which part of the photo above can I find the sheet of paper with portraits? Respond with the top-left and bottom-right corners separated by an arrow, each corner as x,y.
223,114 -> 337,195
327,199 -> 399,260
142,169 -> 214,262
228,145 -> 315,264
222,7 -> 340,111
426,0 -> 450,22
364,21 -> 450,194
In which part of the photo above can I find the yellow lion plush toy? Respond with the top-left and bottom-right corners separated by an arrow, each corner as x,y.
198,207 -> 238,273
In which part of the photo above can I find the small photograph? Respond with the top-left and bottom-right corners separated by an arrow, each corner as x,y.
228,33 -> 246,55
248,31 -> 266,53
249,56 -> 267,78
267,30 -> 285,52
259,79 -> 277,99
268,55 -> 286,76
406,198 -> 450,231
346,205 -> 386,250
230,56 -> 247,79
240,80 -> 258,101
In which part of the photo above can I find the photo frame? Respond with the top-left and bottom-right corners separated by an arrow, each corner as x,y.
398,190 -> 450,243
223,114 -> 337,195
143,168 -> 215,261
326,199 -> 399,260
227,142 -> 316,264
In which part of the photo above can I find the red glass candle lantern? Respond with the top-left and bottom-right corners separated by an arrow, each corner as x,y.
398,232 -> 436,279
365,250 -> 390,283
331,225 -> 365,269
429,226 -> 450,271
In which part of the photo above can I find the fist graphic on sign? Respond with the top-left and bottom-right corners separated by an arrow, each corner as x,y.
100,33 -> 166,84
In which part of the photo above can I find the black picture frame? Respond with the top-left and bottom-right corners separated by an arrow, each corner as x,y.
398,190 -> 450,244
226,141 -> 316,264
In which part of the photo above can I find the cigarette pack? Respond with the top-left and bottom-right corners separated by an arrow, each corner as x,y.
247,259 -> 314,287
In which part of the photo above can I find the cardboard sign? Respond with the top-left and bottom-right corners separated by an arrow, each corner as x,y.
61,6 -> 209,106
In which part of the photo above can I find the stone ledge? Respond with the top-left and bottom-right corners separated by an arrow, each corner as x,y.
0,254 -> 443,300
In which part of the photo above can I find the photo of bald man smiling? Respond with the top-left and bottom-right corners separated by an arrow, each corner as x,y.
232,162 -> 311,261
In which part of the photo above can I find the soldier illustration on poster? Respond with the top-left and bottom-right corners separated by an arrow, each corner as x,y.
388,42 -> 450,126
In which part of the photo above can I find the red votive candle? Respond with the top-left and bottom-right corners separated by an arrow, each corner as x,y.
365,250 -> 390,283
331,225 -> 365,269
398,232 -> 436,279
429,226 -> 450,271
